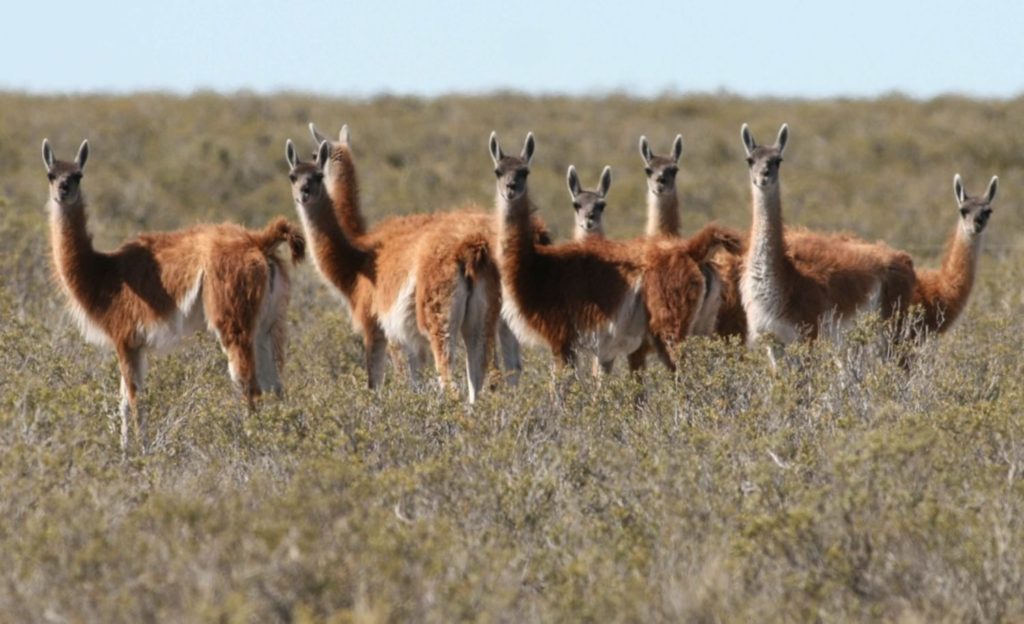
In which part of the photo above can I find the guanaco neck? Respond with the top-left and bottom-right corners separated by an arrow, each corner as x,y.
325,147 -> 367,238
298,194 -> 371,298
49,196 -> 105,306
746,183 -> 787,282
496,192 -> 537,271
933,225 -> 983,317
645,190 -> 680,237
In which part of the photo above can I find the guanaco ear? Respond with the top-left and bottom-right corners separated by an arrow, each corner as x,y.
671,134 -> 683,162
953,173 -> 966,205
339,124 -> 351,146
309,122 -> 329,146
985,176 -> 998,203
741,123 -> 756,157
567,165 -> 581,199
74,140 -> 89,170
489,131 -> 503,167
42,139 -> 54,171
521,132 -> 535,165
315,140 -> 330,170
775,124 -> 789,156
599,166 -> 612,197
285,139 -> 298,170
639,136 -> 653,165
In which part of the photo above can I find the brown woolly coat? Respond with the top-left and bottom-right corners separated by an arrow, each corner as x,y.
499,198 -> 739,368
51,197 -> 304,400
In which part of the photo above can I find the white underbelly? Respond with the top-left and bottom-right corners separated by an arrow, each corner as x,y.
65,298 -> 113,348
148,273 -> 207,353
740,272 -> 800,346
378,277 -> 423,349
500,284 -> 546,347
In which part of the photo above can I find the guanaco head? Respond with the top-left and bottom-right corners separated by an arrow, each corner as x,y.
41,139 -> 88,206
953,174 -> 998,238
567,165 -> 611,239
639,135 -> 682,195
489,131 -> 535,204
286,139 -> 330,214
309,122 -> 351,168
741,123 -> 788,190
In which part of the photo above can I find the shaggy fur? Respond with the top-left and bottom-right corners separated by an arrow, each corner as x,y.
738,124 -> 916,349
492,132 -> 737,373
638,134 -> 747,340
565,163 -> 739,370
911,174 -> 998,334
42,139 -> 304,452
309,122 -> 550,385
288,139 -> 499,401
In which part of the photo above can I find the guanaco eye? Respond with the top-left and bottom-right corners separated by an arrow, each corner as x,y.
313,173 -> 324,182
746,157 -> 754,166
572,202 -> 581,210
959,208 -> 970,218
595,203 -> 605,212
665,167 -> 678,176
289,174 -> 297,183
47,173 -> 56,181
644,167 -> 653,176
494,169 -> 501,177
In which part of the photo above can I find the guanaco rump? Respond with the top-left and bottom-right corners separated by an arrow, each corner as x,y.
738,123 -> 917,354
287,139 -> 499,402
42,139 -> 304,452
911,174 -> 998,334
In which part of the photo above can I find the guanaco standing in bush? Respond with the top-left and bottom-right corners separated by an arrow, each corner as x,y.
911,174 -> 998,334
307,123 -> 553,386
287,139 -> 499,402
42,139 -> 304,452
738,124 -> 917,357
493,132 -> 739,373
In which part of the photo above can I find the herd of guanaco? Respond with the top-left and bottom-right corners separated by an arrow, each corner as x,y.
40,122 -> 999,450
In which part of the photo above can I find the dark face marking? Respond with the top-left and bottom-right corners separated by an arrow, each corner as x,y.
958,197 -> 994,235
289,163 -> 326,209
495,158 -> 530,202
572,190 -> 606,234
746,146 -> 784,189
644,157 -> 679,195
46,162 -> 85,204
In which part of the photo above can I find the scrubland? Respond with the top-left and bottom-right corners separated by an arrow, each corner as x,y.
1,92 -> 1023,622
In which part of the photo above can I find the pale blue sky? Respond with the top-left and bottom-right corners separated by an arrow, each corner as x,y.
5,0 -> 1022,98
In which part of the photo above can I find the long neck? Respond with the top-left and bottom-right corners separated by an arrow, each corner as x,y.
747,183 -> 786,277
930,225 -> 983,326
645,190 -> 680,237
496,192 -> 537,273
298,197 -> 370,299
326,148 -> 367,237
49,197 -> 103,301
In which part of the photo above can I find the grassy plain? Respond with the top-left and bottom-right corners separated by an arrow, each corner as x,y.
1,92 -> 1023,622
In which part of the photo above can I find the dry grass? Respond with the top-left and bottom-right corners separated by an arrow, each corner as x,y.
1,92 -> 1023,622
